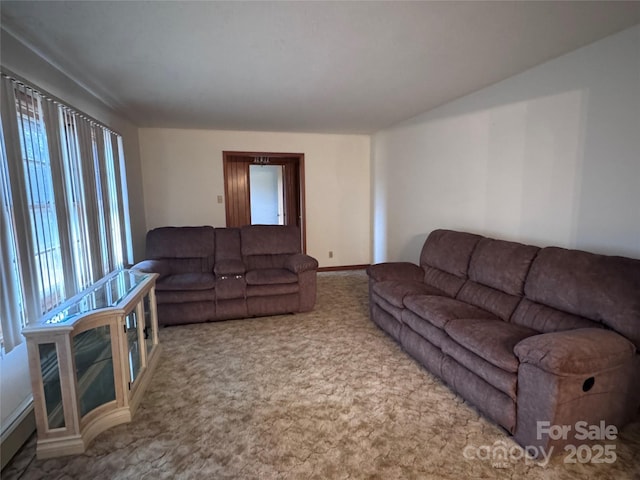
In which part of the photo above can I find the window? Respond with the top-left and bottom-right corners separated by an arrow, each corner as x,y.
17,89 -> 66,312
0,74 -> 132,353
0,118 -> 27,348
59,110 -> 93,292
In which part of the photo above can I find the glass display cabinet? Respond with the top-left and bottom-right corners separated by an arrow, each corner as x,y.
22,269 -> 160,459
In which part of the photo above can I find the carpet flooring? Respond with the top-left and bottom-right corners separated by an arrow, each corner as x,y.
3,271 -> 640,479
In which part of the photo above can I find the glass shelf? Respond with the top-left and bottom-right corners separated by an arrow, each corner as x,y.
44,270 -> 149,326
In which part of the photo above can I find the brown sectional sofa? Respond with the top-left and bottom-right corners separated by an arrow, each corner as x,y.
133,225 -> 318,325
367,229 -> 640,453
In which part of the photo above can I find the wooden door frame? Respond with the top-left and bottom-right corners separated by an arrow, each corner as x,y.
222,151 -> 306,253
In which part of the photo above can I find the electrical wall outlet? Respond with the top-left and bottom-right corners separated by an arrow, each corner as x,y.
329,251 -> 333,258
217,195 -> 223,204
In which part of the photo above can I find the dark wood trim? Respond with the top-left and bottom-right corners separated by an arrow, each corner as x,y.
298,155 -> 306,254
224,151 -> 304,159
222,153 -> 252,227
317,264 -> 370,272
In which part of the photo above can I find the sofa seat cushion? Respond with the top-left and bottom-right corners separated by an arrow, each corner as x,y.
372,295 -> 404,323
372,281 -> 445,309
246,268 -> 298,285
367,262 -> 424,283
441,339 -> 518,400
247,283 -> 299,297
156,289 -> 216,304
401,309 -> 449,348
444,319 -> 538,373
156,273 -> 216,291
403,295 -> 497,329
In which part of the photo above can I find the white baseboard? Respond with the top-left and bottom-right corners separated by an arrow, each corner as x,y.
1,398 -> 36,471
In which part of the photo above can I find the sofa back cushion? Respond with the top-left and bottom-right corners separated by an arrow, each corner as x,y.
454,238 -> 540,321
215,228 -> 242,261
241,225 -> 301,271
468,238 -> 539,296
456,283 -> 521,322
419,230 -> 482,297
511,298 -> 602,333
241,225 -> 301,255
146,226 -> 215,273
147,226 -> 215,258
524,247 -> 640,348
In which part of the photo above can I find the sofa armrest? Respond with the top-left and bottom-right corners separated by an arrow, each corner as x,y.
214,259 -> 246,276
514,328 -> 636,375
285,254 -> 319,273
132,259 -> 171,280
366,262 -> 423,283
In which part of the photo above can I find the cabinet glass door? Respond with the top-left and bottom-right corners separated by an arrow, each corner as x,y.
38,343 -> 65,430
73,325 -> 116,417
125,310 -> 141,386
143,294 -> 155,357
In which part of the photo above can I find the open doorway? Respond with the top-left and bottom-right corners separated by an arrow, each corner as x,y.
223,151 -> 306,251
249,164 -> 284,225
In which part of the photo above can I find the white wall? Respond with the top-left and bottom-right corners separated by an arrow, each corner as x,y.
0,29 -> 147,433
372,25 -> 640,263
139,128 -> 371,268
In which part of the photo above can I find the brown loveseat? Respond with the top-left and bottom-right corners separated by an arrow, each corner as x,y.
133,225 -> 318,325
367,229 -> 640,453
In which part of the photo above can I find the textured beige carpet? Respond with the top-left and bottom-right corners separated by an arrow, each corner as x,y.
4,271 -> 640,479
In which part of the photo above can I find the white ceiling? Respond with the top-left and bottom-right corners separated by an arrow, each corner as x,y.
2,1 -> 639,134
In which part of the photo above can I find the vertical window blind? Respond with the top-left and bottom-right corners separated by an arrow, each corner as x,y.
0,73 -> 132,353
